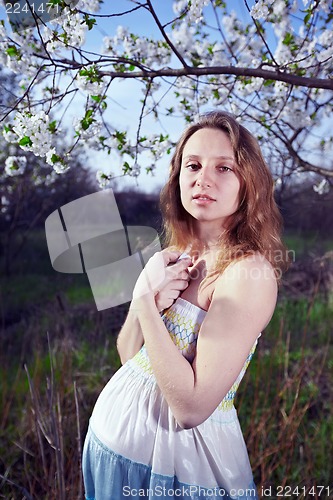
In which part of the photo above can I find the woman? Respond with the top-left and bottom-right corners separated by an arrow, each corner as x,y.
82,111 -> 288,499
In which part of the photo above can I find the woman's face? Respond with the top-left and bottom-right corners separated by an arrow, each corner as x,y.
179,127 -> 241,233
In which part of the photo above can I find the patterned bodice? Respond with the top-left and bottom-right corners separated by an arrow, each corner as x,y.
131,297 -> 258,413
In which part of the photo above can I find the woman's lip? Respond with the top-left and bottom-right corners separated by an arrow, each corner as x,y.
192,197 -> 215,204
193,194 -> 216,200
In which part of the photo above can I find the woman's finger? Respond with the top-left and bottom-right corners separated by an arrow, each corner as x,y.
161,249 -> 182,265
170,279 -> 190,291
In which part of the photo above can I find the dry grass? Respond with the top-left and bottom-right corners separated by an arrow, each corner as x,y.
0,285 -> 332,499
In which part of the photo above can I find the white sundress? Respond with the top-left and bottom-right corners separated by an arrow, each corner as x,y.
82,297 -> 259,500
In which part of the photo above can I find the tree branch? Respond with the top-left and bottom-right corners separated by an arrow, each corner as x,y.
272,120 -> 333,178
145,0 -> 189,69
243,0 -> 280,68
284,142 -> 333,178
98,65 -> 332,90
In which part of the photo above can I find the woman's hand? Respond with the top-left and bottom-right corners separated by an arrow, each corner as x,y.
132,249 -> 192,310
155,252 -> 192,311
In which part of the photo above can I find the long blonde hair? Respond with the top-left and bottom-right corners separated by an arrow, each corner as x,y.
160,111 -> 289,283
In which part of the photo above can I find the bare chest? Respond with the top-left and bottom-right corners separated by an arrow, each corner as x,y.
179,260 -> 215,312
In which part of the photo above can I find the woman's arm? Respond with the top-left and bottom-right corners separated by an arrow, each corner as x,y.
116,250 -> 191,364
116,308 -> 144,365
133,252 -> 278,429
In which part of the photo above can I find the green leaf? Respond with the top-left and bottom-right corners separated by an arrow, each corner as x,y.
215,0 -> 226,7
242,78 -> 252,85
81,109 -> 95,130
49,120 -> 57,133
81,119 -> 92,130
282,33 -> 294,46
263,79 -> 275,87
84,15 -> 96,30
19,136 -> 32,147
6,46 -> 19,57
48,0 -> 64,6
123,161 -> 130,173
85,109 -> 94,119
50,153 -> 61,163
304,12 -> 311,24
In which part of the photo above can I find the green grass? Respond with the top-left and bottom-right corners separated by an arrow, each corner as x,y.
0,229 -> 332,498
236,293 -> 333,490
283,230 -> 333,257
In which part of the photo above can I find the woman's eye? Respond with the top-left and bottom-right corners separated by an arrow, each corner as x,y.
186,164 -> 200,171
218,166 -> 232,172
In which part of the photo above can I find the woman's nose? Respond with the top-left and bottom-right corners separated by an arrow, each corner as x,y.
196,167 -> 213,188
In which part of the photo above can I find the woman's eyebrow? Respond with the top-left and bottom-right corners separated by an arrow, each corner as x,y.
183,154 -> 235,162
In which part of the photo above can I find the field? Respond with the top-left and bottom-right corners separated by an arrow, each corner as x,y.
0,230 -> 332,499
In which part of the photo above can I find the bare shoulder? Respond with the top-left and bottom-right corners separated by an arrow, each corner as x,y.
223,252 -> 277,281
211,253 -> 278,328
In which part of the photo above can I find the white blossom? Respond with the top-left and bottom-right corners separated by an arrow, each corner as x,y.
129,163 -> 140,177
45,148 -> 57,165
173,0 -> 210,24
73,117 -> 99,136
104,136 -> 119,150
1,195 -> 10,214
96,170 -> 112,188
61,12 -> 88,46
44,170 -> 58,186
13,111 -> 54,157
8,111 -> 64,174
318,0 -> 332,13
77,0 -> 101,12
222,11 -> 239,32
41,26 -> 62,53
3,127 -> 17,143
171,23 -> 196,53
47,7 -> 88,48
274,80 -> 290,95
76,72 -> 107,96
250,1 -> 269,20
235,77 -> 265,97
318,29 -> 333,47
52,161 -> 69,174
73,116 -> 103,151
313,179 -> 330,195
4,156 -> 27,176
272,0 -> 289,16
274,38 -> 293,66
0,27 -> 41,77
280,106 -> 313,128
317,29 -> 333,63
104,27 -> 171,67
